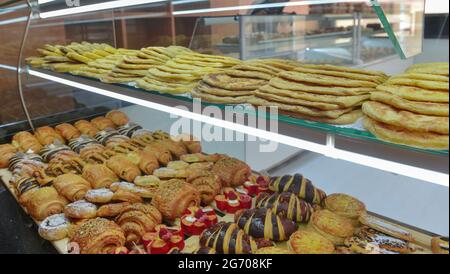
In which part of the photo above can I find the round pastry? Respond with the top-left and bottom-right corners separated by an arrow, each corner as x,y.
311,210 -> 355,245
324,193 -> 366,226
38,213 -> 70,241
254,246 -> 293,254
85,188 -> 114,204
64,200 -> 98,219
288,230 -> 335,254
117,123 -> 143,138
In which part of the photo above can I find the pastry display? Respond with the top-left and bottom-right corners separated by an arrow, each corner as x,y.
112,190 -> 143,203
288,230 -> 335,254
38,213 -> 70,241
431,236 -> 449,254
269,174 -> 327,205
235,208 -> 296,241
53,174 -> 92,202
126,150 -> 159,175
180,206 -> 218,236
211,156 -> 251,187
186,169 -> 221,205
311,209 -> 355,245
64,200 -> 98,219
105,110 -> 130,126
243,175 -> 270,196
115,203 -> 162,244
199,222 -> 258,254
152,179 -> 201,221
324,193 -> 366,225
256,192 -> 314,223
69,218 -> 126,254
110,181 -> 153,198
254,246 -> 293,254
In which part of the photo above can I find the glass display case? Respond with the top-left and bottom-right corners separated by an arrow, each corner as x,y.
0,0 -> 448,255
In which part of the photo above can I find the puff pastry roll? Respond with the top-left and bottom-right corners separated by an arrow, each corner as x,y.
22,187 -> 68,221
34,126 -> 65,146
91,116 -> 116,130
82,164 -> 119,189
74,120 -> 98,137
211,156 -> 251,187
143,143 -> 172,166
0,144 -> 17,168
186,169 -> 221,205
12,131 -> 43,153
106,110 -> 130,126
126,151 -> 159,175
106,155 -> 141,182
55,123 -> 81,141
53,174 -> 92,202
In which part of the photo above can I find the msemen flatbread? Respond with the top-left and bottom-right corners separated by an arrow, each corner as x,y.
371,92 -> 449,116
280,71 -> 378,88
191,88 -> 254,104
391,73 -> 449,83
300,64 -> 388,77
112,67 -> 149,76
270,77 -> 373,96
197,81 -> 254,97
225,69 -> 273,80
248,97 -> 355,119
254,90 -> 344,110
101,75 -> 141,83
377,84 -> 449,103
259,84 -> 370,107
362,101 -> 449,134
386,78 -> 449,91
294,66 -> 386,84
148,68 -> 198,81
136,79 -> 194,94
203,73 -> 267,91
281,109 -> 363,125
363,117 -> 449,150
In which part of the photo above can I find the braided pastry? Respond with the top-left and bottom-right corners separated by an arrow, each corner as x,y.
53,174 -> 92,202
256,192 -> 313,223
70,218 -> 126,254
106,110 -> 130,126
74,120 -> 98,137
211,156 -> 251,187
200,222 -> 257,254
115,203 -> 162,244
34,126 -> 65,145
186,169 -> 221,205
269,174 -> 327,205
55,123 -> 81,141
106,155 -> 141,182
82,164 -> 119,189
12,131 -> 43,153
235,208 -> 296,241
152,179 -> 200,221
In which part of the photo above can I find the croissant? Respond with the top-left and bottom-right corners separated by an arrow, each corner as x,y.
53,174 -> 92,202
200,222 -> 258,254
152,139 -> 188,159
173,134 -> 202,154
23,187 -> 68,221
151,179 -> 201,221
186,169 -> 221,205
0,144 -> 17,168
74,120 -> 98,137
106,155 -> 141,182
12,131 -> 43,153
211,156 -> 251,187
126,151 -> 160,175
34,126 -> 65,145
55,123 -> 81,141
235,208 -> 296,241
70,218 -> 126,254
91,116 -> 116,130
115,203 -> 162,244
269,174 -> 327,205
256,192 -> 314,223
82,164 -> 119,189
106,110 -> 130,126
143,143 -> 172,166
13,176 -> 40,197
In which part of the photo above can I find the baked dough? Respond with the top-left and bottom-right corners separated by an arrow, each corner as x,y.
288,230 -> 335,254
324,193 -> 366,225
311,209 -> 355,245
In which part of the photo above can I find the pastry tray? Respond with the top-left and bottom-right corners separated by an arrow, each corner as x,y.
0,169 -> 436,254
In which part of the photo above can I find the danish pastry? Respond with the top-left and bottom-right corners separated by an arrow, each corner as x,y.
97,202 -> 131,218
324,193 -> 366,226
106,155 -> 141,182
12,131 -> 43,153
53,174 -> 92,202
110,182 -> 153,198
34,126 -> 65,145
22,187 -> 68,221
105,110 -> 130,126
211,156 -> 251,187
85,188 -> 114,204
91,116 -> 116,130
112,190 -> 143,203
82,164 -> 119,189
288,230 -> 335,254
311,209 -> 355,245
0,144 -> 17,168
269,174 -> 327,205
38,213 -> 70,241
74,120 -> 99,137
256,192 -> 313,223
64,200 -> 98,219
55,123 -> 81,141
186,169 -> 221,205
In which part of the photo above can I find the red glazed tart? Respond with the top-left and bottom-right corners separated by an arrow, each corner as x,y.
181,207 -> 218,236
244,176 -> 270,196
143,225 -> 185,254
214,188 -> 252,214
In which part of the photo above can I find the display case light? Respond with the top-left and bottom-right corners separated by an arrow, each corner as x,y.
27,69 -> 449,187
39,0 -> 168,19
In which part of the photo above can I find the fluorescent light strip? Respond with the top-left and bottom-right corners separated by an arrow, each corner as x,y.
0,64 -> 17,71
173,0 -> 367,15
39,0 -> 167,18
38,0 -> 57,4
0,16 -> 28,26
27,69 -> 449,187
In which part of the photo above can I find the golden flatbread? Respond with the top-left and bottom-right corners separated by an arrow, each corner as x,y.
254,90 -> 344,110
123,56 -> 162,65
191,88 -> 253,104
391,73 -> 449,83
203,73 -> 267,91
363,117 -> 449,150
281,109 -> 363,125
294,66 -> 387,84
148,68 -> 198,81
300,64 -> 388,77
232,63 -> 280,75
117,63 -> 156,70
280,71 -> 378,88
371,92 -> 449,116
270,77 -> 373,96
136,79 -> 194,94
101,75 -> 141,83
362,101 -> 449,134
225,69 -> 273,80
386,78 -> 448,91
248,97 -> 355,119
377,85 -> 449,103
112,67 -> 148,76
197,81 -> 254,97
259,84 -> 370,108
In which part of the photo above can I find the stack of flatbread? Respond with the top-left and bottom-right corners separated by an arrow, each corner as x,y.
249,64 -> 387,125
363,63 -> 449,150
26,42 -> 118,73
191,59 -> 300,104
100,46 -> 191,84
137,52 -> 241,94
